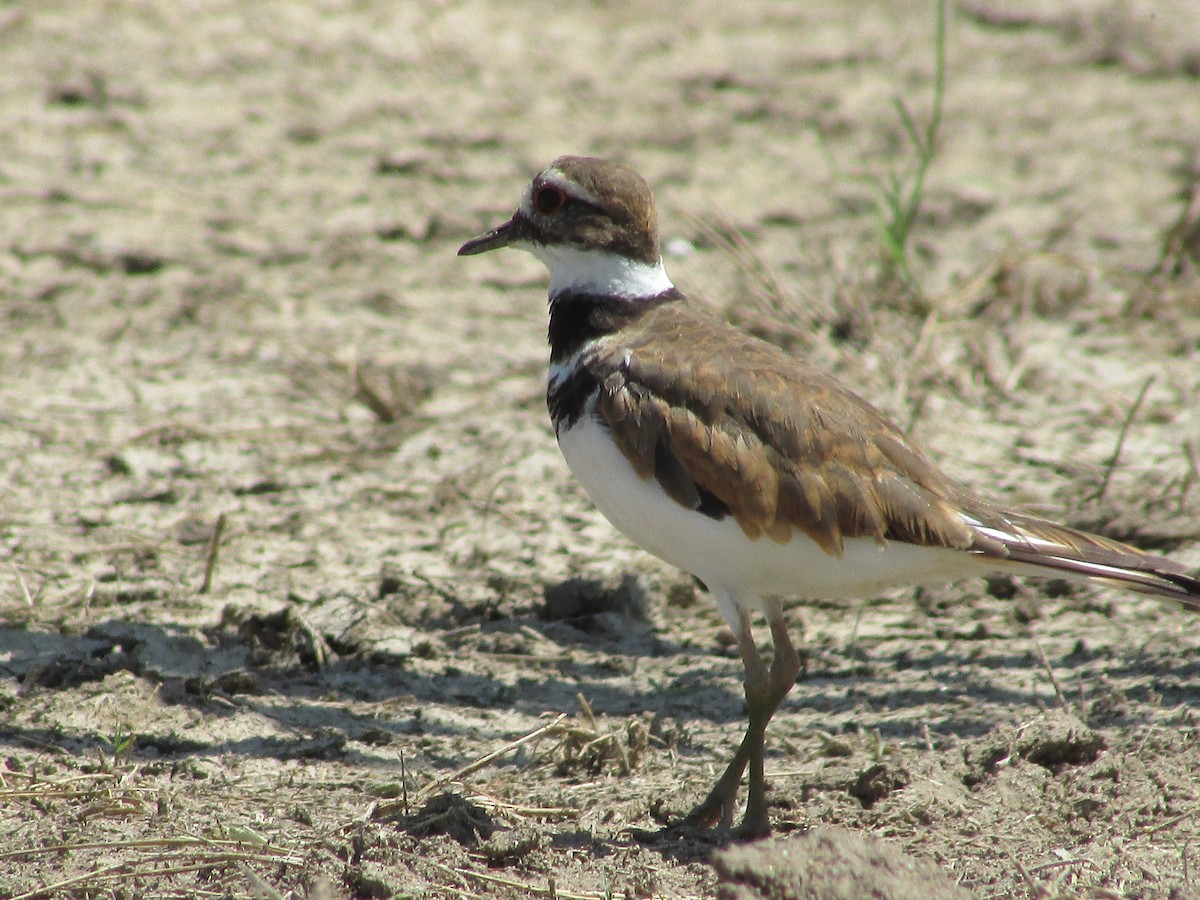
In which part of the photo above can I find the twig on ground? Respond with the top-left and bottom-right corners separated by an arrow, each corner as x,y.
400,750 -> 410,816
9,562 -> 36,609
395,848 -> 605,900
1132,810 -> 1197,840
412,715 -> 567,805
6,842 -> 295,900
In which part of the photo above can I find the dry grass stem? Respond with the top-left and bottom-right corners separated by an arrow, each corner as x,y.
1094,375 -> 1156,505
198,510 -> 226,594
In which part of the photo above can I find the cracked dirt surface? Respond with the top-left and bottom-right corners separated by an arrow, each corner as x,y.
2,1 -> 1200,897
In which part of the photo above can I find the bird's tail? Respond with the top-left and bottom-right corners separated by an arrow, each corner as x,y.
963,511 -> 1200,612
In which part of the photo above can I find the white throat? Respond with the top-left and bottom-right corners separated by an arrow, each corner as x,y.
525,243 -> 674,299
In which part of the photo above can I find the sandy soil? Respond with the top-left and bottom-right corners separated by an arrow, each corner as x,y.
2,1 -> 1200,897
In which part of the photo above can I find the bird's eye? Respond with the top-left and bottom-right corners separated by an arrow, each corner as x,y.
533,185 -> 567,214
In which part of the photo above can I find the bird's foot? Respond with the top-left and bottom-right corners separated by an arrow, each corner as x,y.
732,798 -> 771,840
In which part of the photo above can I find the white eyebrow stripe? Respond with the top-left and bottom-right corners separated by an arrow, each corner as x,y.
541,168 -> 604,207
517,172 -> 601,218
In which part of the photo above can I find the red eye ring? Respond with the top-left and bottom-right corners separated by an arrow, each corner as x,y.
533,184 -> 567,214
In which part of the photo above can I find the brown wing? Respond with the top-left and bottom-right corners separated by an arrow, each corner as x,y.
589,302 -> 986,555
587,302 -> 1200,608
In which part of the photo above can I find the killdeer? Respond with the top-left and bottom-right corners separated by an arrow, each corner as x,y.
458,156 -> 1200,837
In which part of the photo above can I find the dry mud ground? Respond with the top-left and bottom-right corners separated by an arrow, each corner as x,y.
3,1 -> 1200,897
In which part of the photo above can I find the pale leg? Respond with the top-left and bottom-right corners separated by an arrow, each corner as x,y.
684,596 -> 801,837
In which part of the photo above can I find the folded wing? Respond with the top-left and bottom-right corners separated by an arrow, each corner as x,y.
588,303 -> 1200,609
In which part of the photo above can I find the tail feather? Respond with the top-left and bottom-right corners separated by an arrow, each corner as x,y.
963,511 -> 1200,613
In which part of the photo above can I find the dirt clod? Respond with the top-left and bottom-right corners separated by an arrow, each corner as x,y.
478,825 -> 546,865
713,827 -> 975,899
849,762 -> 911,809
398,792 -> 496,847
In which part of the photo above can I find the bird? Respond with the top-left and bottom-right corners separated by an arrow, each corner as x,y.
458,155 -> 1200,838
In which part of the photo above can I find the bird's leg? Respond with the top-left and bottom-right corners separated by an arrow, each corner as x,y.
681,599 -> 802,836
737,601 -> 802,838
683,607 -> 765,829
766,601 -> 802,707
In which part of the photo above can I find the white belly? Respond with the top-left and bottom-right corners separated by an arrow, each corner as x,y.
557,415 -> 993,606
